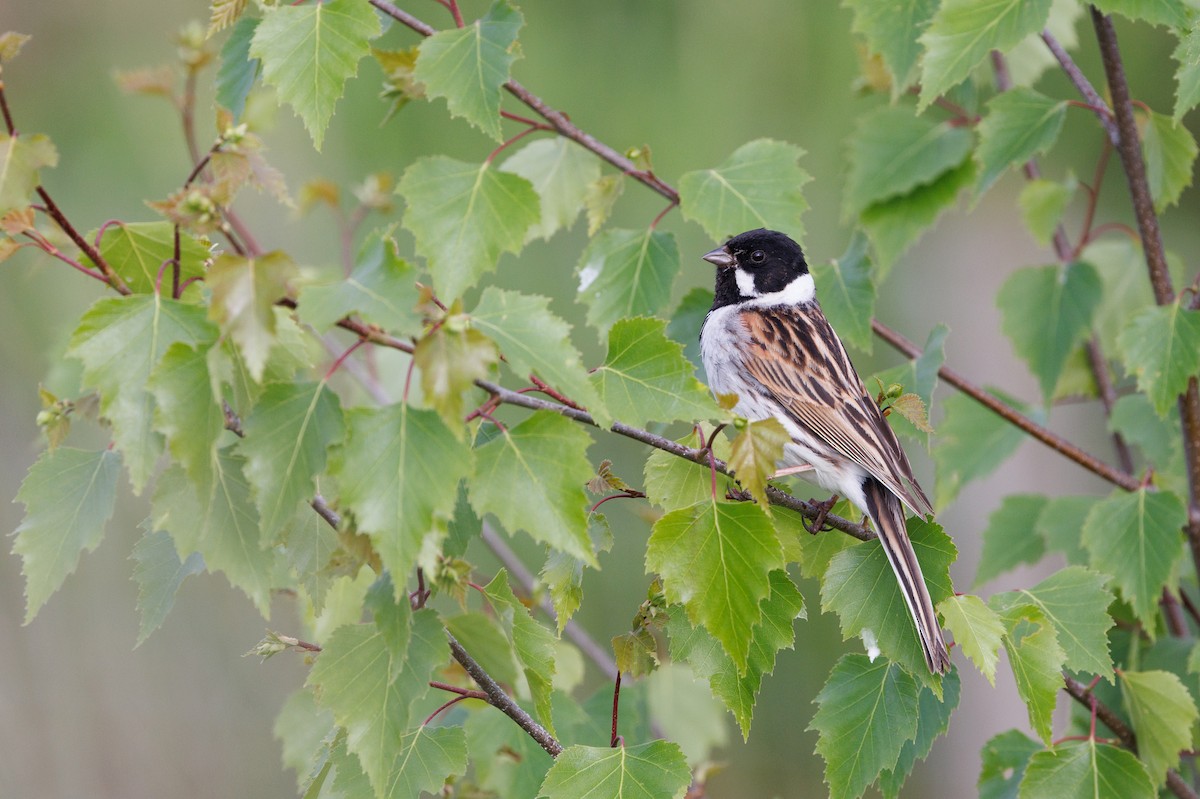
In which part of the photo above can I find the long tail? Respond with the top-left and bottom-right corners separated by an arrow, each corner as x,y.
860,478 -> 950,674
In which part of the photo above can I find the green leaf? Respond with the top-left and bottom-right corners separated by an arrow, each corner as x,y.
668,570 -> 805,738
398,156 -> 539,300
861,158 -> 976,272
976,88 -> 1068,195
89,221 -> 210,296
1173,26 -> 1200,120
130,528 -> 204,646
216,16 -> 260,121
152,452 -> 275,615
0,132 -> 57,214
590,316 -> 718,428
308,609 -> 444,797
844,0 -> 938,93
1018,177 -> 1075,247
538,741 -> 691,799
997,261 -> 1102,402
811,232 -> 875,353
68,295 -> 215,492
500,137 -> 600,241
1034,495 -> 1094,566
870,323 -> 948,444
13,448 -> 121,623
382,726 -> 468,798
470,287 -> 605,421
1018,740 -> 1155,799
207,251 -> 297,383
821,518 -> 957,682
991,565 -> 1115,678
1090,0 -> 1193,29
237,381 -> 344,542
939,594 -> 1005,686
644,663 -> 732,765
979,729 -> 1041,799
249,0 -> 381,149
934,388 -> 1041,508
844,106 -> 973,216
918,0 -> 1053,110
466,703 -> 554,797
333,404 -> 471,597
541,512 -> 612,633
667,287 -> 713,374
647,500 -> 784,671
412,304 -> 499,431
445,612 -> 519,688
1001,0 -> 1083,89
1117,300 -> 1200,417
482,570 -> 557,734
149,341 -> 225,485
993,604 -> 1065,744
583,174 -> 623,236
642,426 -> 734,512
975,494 -> 1048,587
297,232 -> 422,336
878,669 -> 961,798
576,228 -> 678,336
274,688 -> 335,791
1120,669 -> 1198,786
678,138 -> 810,241
809,654 -> 920,799
412,0 -> 522,141
1082,488 -> 1187,628
469,410 -> 595,564
1142,110 -> 1198,211
727,418 -> 790,507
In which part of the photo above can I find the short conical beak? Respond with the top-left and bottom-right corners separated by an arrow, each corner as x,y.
702,246 -> 734,268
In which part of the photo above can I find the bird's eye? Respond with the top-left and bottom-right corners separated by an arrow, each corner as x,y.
750,250 -> 766,263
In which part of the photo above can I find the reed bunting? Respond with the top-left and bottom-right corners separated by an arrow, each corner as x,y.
700,228 -> 950,674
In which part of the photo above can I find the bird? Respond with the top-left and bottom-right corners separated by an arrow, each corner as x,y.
699,228 -> 950,674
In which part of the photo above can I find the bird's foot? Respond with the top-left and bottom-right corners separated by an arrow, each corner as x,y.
804,494 -> 840,535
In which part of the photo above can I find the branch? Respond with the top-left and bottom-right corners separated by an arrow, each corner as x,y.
447,630 -> 563,757
872,320 -> 1142,493
1089,10 -> 1172,305
1062,673 -> 1198,799
1090,8 -> 1200,572
475,377 -> 875,541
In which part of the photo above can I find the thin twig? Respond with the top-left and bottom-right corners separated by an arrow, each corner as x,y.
1041,30 -> 1118,144
447,630 -> 563,757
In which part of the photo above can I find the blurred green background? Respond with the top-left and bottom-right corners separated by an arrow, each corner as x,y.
2,2 -> 1196,797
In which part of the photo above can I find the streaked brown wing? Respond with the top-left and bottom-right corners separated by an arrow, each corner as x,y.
739,305 -> 933,517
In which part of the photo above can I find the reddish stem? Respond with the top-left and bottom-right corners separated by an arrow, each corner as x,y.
590,490 -> 646,513
649,200 -> 678,230
610,671 -> 622,747
486,124 -> 543,164
324,338 -> 367,381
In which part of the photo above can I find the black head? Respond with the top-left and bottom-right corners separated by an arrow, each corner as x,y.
702,228 -> 809,310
